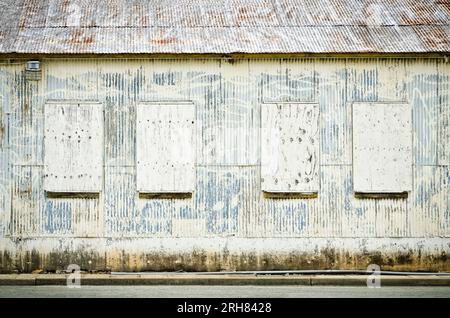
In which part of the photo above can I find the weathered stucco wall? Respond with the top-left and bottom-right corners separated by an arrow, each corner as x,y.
0,57 -> 449,272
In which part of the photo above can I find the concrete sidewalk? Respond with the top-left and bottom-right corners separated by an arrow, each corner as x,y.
1,273 -> 450,286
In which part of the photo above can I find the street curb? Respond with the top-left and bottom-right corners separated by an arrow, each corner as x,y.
1,274 -> 449,286
309,275 -> 450,286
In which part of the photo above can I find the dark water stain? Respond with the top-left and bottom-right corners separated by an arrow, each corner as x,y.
1,244 -> 449,273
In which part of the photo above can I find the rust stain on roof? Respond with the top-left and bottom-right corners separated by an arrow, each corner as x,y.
68,29 -> 94,45
150,37 -> 178,46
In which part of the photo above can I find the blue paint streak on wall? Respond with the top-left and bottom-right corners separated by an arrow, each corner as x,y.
130,68 -> 144,102
46,74 -> 90,99
260,73 -> 286,102
102,72 -> 126,105
416,183 -> 427,204
270,201 -> 308,235
43,200 -> 72,234
286,71 -> 314,101
443,168 -> 450,230
294,203 -> 307,234
409,73 -> 439,165
343,169 -> 354,212
350,68 -> 378,102
154,72 -> 177,86
415,180 -> 438,208
174,202 -> 194,219
105,186 -> 137,234
319,68 -> 347,160
355,207 -> 364,217
188,72 -> 221,102
199,169 -> 240,235
139,201 -> 172,235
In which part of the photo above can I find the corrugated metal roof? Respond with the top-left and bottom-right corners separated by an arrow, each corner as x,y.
1,0 -> 450,54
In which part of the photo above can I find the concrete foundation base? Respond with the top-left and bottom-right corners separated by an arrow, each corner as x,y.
1,237 -> 449,273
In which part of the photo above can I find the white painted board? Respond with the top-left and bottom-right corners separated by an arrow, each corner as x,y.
261,103 -> 320,192
44,101 -> 103,192
353,102 -> 412,193
136,102 -> 196,193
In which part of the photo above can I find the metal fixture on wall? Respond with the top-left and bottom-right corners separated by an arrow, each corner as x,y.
25,60 -> 41,81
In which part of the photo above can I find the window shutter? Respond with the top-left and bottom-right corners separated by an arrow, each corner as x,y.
261,103 -> 320,193
353,102 -> 412,193
136,102 -> 196,193
44,101 -> 103,193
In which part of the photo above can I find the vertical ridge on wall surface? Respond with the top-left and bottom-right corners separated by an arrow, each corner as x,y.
375,198 -> 409,238
9,69 -> 43,166
377,58 -> 407,102
190,59 -> 222,165
318,166 -> 345,237
438,60 -> 450,166
10,165 -> 103,238
196,166 -> 242,236
257,59 -> 282,103
411,165 -> 442,237
43,197 -> 72,236
99,60 -> 140,167
441,166 -> 450,237
266,192 -> 318,237
0,149 -> 7,237
410,165 -> 450,238
347,58 -> 378,103
316,58 -> 349,165
10,165 -> 44,236
9,62 -> 44,237
237,166 -> 264,237
43,196 -> 102,237
0,65 -> 9,237
281,58 -> 315,102
340,166 -> 377,238
104,165 -> 137,236
171,197 -> 199,237
0,64 -> 22,237
406,58 -> 439,166
148,59 -> 190,101
219,59 -> 259,165
46,59 -> 98,100
99,60 -> 141,237
136,197 -> 174,236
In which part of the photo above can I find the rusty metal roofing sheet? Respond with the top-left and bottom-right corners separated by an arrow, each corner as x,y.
1,0 -> 450,54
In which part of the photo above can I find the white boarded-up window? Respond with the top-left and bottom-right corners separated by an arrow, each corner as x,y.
44,101 -> 103,193
261,103 -> 320,193
353,102 -> 412,193
137,102 -> 195,193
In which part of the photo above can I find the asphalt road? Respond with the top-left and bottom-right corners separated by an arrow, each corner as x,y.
0,285 -> 449,298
